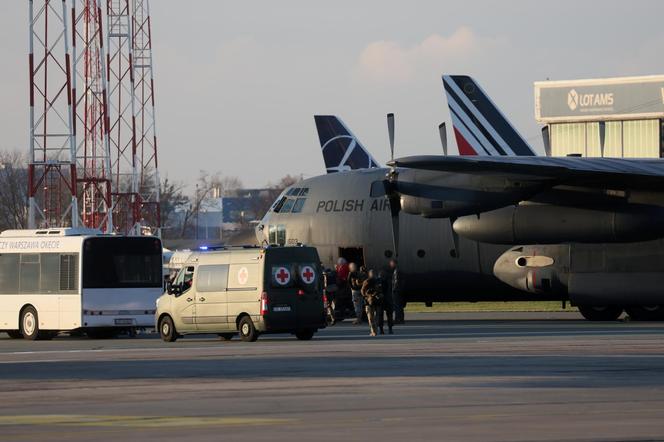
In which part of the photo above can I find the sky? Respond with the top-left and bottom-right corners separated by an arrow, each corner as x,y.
2,0 -> 664,189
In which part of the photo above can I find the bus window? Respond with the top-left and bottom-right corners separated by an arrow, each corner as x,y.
82,237 -> 162,289
40,253 -> 60,294
0,254 -> 19,294
59,254 -> 78,292
20,254 -> 40,293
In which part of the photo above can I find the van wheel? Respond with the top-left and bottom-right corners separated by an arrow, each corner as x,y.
20,306 -> 41,340
218,333 -> 234,341
159,316 -> 178,342
578,305 -> 623,321
295,330 -> 315,341
6,330 -> 22,339
238,316 -> 259,342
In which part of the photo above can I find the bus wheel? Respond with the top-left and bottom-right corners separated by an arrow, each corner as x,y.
20,306 -> 40,340
578,305 -> 623,321
625,305 -> 664,321
295,330 -> 315,341
238,316 -> 259,342
159,316 -> 178,342
6,330 -> 22,339
218,333 -> 234,341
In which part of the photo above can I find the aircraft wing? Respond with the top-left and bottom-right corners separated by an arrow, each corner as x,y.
390,155 -> 664,191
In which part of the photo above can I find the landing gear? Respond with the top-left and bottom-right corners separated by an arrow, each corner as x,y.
578,305 -> 623,321
625,305 -> 664,321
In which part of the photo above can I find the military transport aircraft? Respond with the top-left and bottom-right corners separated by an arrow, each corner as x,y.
257,75 -> 664,321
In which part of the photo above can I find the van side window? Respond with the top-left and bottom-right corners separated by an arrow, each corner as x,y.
196,264 -> 229,292
174,266 -> 195,294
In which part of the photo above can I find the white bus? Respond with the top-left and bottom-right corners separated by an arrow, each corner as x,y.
0,228 -> 163,340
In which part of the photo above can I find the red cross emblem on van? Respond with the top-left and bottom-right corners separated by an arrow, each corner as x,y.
274,267 -> 291,285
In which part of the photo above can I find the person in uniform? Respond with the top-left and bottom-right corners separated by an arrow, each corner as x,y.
322,267 -> 338,326
348,263 -> 367,324
377,269 -> 394,334
389,259 -> 405,324
361,269 -> 382,337
335,258 -> 351,317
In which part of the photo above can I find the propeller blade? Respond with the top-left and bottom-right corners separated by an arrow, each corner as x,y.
449,217 -> 460,258
599,121 -> 606,158
541,126 -> 551,157
438,122 -> 448,156
387,113 -> 395,161
388,194 -> 400,257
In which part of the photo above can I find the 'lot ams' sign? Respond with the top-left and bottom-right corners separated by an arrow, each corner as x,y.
535,75 -> 664,123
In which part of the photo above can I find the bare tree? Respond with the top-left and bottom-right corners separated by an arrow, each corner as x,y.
251,174 -> 302,220
0,151 -> 28,230
178,170 -> 222,238
159,177 -> 189,238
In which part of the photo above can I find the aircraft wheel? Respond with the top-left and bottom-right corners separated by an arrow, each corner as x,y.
578,305 -> 623,321
625,305 -> 664,321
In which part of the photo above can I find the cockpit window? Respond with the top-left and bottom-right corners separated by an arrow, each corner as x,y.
273,188 -> 309,213
272,196 -> 287,213
280,198 -> 295,213
291,198 -> 306,213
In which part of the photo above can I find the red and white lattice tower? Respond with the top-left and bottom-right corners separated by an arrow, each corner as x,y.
132,0 -> 161,236
71,0 -> 114,233
28,0 -> 79,229
106,0 -> 140,235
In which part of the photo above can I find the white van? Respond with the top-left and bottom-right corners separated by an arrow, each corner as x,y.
156,245 -> 326,342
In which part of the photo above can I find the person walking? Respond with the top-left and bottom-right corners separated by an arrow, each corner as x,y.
361,269 -> 383,337
348,263 -> 366,324
377,269 -> 394,335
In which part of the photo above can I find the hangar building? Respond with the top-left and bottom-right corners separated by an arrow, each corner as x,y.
535,75 -> 664,158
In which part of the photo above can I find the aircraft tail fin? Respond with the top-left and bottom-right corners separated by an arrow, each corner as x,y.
314,115 -> 380,173
442,75 -> 537,156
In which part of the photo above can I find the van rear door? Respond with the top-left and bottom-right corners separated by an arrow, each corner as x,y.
264,247 -> 325,331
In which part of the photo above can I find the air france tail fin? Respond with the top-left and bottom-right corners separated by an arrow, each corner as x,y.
442,75 -> 537,156
314,115 -> 380,173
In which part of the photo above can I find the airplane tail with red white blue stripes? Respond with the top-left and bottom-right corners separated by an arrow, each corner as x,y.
442,75 -> 537,156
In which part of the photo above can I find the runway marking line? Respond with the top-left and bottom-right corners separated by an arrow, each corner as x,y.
0,415 -> 297,428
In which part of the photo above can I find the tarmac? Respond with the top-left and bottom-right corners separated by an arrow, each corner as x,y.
1,311 -> 664,441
